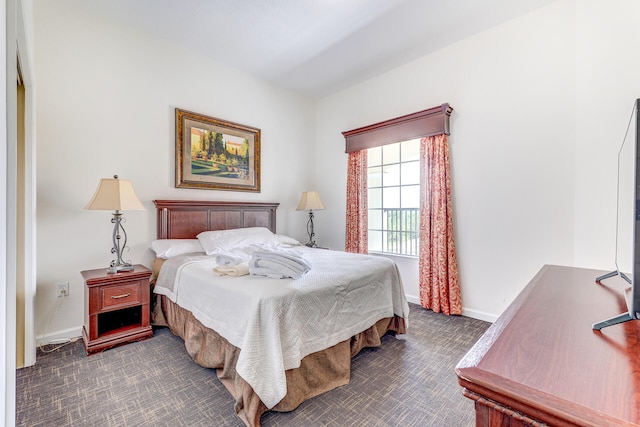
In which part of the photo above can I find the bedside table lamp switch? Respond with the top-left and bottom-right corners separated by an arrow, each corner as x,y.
85,175 -> 145,274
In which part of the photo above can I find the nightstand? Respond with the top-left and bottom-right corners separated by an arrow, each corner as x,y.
81,264 -> 152,355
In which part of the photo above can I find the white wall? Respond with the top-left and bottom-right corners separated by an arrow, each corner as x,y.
574,1 -> 640,268
34,1 -> 316,341
316,1 -> 578,321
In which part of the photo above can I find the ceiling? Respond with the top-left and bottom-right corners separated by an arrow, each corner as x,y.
66,0 -> 556,99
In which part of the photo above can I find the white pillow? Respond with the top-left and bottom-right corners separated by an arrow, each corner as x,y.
275,234 -> 301,247
197,227 -> 278,254
150,239 -> 204,259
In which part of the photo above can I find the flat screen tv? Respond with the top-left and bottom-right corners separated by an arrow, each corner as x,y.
593,98 -> 640,330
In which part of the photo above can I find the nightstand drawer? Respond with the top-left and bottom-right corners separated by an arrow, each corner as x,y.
102,283 -> 140,309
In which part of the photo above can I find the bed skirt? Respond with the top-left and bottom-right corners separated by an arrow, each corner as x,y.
152,294 -> 406,427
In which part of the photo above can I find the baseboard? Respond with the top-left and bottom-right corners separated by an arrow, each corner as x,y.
405,295 -> 497,323
460,308 -> 497,323
36,326 -> 83,346
35,298 -> 497,347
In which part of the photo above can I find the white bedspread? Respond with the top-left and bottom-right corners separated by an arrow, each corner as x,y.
154,246 -> 410,409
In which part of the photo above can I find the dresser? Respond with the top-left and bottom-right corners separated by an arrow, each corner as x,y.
81,264 -> 152,354
456,265 -> 640,426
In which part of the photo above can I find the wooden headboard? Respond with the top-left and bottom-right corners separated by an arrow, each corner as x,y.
154,200 -> 279,239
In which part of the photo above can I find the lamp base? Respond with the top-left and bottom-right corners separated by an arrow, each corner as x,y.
107,263 -> 135,274
106,211 -> 135,274
305,210 -> 319,249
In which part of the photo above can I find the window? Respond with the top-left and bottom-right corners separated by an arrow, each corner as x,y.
343,104 -> 452,255
367,139 -> 420,256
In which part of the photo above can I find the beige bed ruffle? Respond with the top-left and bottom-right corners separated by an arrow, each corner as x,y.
152,294 -> 406,427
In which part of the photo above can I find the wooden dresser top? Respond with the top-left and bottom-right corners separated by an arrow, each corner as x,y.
456,265 -> 640,426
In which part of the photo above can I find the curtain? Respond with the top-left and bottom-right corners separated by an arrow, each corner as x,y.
345,150 -> 368,253
419,134 -> 462,315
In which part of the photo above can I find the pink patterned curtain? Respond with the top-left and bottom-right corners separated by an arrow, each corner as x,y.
345,150 -> 368,253
419,134 -> 462,315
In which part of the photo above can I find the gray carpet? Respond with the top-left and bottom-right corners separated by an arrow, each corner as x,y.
16,303 -> 489,426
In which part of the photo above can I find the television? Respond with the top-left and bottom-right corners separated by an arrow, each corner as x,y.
593,98 -> 640,330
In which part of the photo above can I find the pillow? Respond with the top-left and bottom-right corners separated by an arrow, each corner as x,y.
150,239 -> 204,259
275,234 -> 301,247
197,227 -> 278,254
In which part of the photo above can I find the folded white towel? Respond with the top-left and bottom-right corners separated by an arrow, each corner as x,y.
247,266 -> 289,279
215,253 -> 250,266
249,248 -> 311,279
213,263 -> 250,277
252,248 -> 311,267
252,257 -> 308,275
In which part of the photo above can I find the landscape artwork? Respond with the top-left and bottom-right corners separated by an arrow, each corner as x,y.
175,108 -> 261,192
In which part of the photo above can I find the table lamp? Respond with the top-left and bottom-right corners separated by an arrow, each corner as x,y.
85,175 -> 145,273
296,191 -> 325,247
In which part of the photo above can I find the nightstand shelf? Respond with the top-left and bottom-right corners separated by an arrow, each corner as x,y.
81,264 -> 152,355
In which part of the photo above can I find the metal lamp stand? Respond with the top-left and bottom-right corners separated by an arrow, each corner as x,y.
305,210 -> 318,248
107,210 -> 134,273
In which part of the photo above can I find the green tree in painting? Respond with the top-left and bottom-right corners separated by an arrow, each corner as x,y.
214,133 -> 225,156
206,131 -> 215,159
241,139 -> 250,165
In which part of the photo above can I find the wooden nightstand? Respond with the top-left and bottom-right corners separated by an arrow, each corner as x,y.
81,264 -> 152,355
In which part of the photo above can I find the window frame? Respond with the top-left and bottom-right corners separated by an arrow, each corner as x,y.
367,139 -> 421,257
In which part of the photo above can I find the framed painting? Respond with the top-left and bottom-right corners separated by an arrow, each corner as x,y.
175,108 -> 261,192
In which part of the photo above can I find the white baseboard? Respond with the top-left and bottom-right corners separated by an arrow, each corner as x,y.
405,294 -> 497,323
461,308 -> 497,323
36,326 -> 83,346
35,297 -> 497,348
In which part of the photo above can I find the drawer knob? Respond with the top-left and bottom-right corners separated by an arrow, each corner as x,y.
110,293 -> 131,299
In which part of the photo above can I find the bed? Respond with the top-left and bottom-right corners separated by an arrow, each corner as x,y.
151,200 -> 409,426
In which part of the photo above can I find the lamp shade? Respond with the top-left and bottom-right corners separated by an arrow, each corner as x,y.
296,191 -> 325,211
85,175 -> 145,211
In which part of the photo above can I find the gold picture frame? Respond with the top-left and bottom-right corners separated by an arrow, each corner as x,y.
175,108 -> 260,192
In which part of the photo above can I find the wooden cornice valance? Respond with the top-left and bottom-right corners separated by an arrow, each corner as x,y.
342,103 -> 453,153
